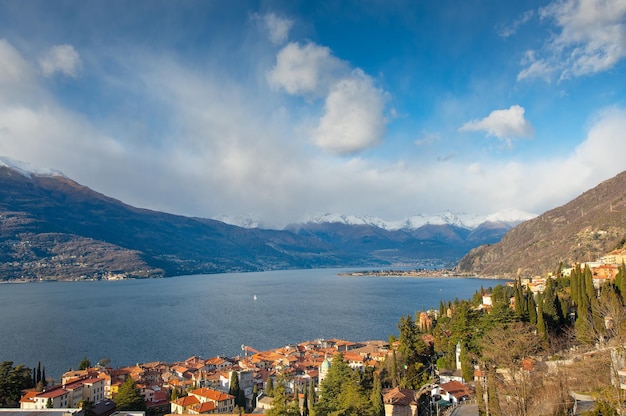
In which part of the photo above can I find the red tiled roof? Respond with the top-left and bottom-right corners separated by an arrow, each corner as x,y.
383,387 -> 416,406
440,381 -> 471,400
38,388 -> 68,399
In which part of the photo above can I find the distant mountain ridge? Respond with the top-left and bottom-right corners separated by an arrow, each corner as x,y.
458,169 -> 626,278
0,157 -> 532,281
215,209 -> 536,231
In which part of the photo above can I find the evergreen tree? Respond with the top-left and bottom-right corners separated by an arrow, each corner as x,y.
42,367 -> 47,386
584,264 -> 595,303
78,356 -> 91,371
114,377 -> 146,411
308,378 -> 315,412
370,372 -> 384,416
229,371 -> 240,401
80,399 -> 96,416
36,362 -> 41,384
571,265 -> 580,307
237,389 -> 246,412
0,362 -> 34,407
615,261 -> 626,297
514,280 -> 524,318
397,314 -> 432,389
266,377 -> 300,416
265,377 -> 274,397
527,294 -> 537,325
391,350 -> 398,387
537,293 -> 548,343
302,385 -> 309,416
315,355 -> 375,416
46,398 -> 53,409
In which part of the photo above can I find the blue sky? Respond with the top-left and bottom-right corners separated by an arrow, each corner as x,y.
0,0 -> 625,227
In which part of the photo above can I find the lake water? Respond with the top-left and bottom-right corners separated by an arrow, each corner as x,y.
0,269 -> 508,381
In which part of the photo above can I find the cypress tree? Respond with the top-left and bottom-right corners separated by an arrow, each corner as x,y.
237,389 -> 246,412
36,362 -> 41,384
266,377 -> 274,397
229,371 -> 240,399
571,265 -> 580,307
391,350 -> 398,387
302,385 -> 309,416
615,261 -> 626,297
308,379 -> 315,411
370,372 -> 384,416
537,293 -> 548,342
527,293 -> 537,325
514,280 -> 524,318
584,264 -> 595,303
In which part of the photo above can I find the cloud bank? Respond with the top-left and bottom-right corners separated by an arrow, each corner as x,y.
0,7 -> 624,230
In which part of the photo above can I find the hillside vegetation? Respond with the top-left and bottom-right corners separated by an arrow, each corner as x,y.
458,170 -> 626,277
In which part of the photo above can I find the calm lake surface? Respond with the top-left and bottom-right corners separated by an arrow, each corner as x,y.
0,269 -> 508,381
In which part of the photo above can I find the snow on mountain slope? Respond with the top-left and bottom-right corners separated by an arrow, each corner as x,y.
290,209 -> 537,231
214,214 -> 266,229
0,156 -> 64,178
295,213 -> 390,229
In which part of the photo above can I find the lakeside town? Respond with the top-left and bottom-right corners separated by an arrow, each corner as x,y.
2,247 -> 626,416
338,269 -> 479,278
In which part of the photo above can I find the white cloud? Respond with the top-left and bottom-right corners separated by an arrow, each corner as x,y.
414,131 -> 440,147
519,0 -> 626,81
267,41 -> 389,155
262,12 -> 294,45
314,70 -> 388,155
459,105 -> 534,143
40,44 -> 82,78
497,10 -> 534,38
0,39 -> 32,86
266,41 -> 348,97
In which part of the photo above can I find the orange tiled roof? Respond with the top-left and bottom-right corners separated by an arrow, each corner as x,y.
172,396 -> 200,407
191,401 -> 217,413
20,391 -> 38,403
190,387 -> 234,402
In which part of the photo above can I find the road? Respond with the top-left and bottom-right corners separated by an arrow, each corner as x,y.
448,403 -> 479,416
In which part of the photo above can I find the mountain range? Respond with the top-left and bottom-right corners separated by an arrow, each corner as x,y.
0,157 -> 533,281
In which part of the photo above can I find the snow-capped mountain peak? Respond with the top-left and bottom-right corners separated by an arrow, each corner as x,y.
213,214 -> 266,229
0,156 -> 64,179
293,210 -> 537,231
295,213 -> 390,229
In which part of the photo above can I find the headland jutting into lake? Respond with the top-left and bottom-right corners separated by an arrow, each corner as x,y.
338,268 -> 485,278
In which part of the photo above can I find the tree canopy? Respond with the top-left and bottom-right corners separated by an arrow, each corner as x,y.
0,361 -> 34,408
114,377 -> 146,411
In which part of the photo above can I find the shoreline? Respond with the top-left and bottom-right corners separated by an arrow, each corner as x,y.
338,269 -> 510,279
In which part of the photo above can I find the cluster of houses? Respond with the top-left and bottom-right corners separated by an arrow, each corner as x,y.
15,338 -> 474,416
